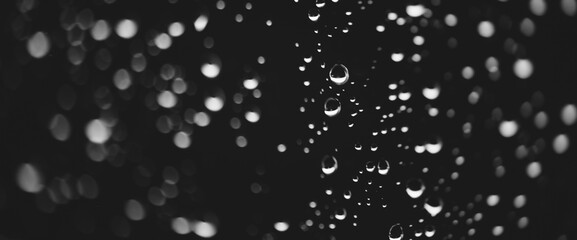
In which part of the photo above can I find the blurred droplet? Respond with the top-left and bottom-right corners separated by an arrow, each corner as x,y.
115,19 -> 138,39
125,199 -> 146,221
85,119 -> 111,144
49,114 -> 71,141
27,32 -> 50,59
16,163 -> 44,193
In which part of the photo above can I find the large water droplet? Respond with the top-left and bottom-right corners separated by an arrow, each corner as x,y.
406,178 -> 425,199
321,155 -> 338,175
28,31 -> 51,59
378,159 -> 390,175
329,64 -> 349,85
335,208 -> 347,220
388,223 -> 404,240
324,97 -> 341,117
16,163 -> 44,193
424,197 -> 443,217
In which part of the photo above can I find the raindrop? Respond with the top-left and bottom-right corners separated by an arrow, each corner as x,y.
329,64 -> 349,85
274,222 -> 289,232
324,97 -> 342,117
478,21 -> 495,38
168,22 -> 185,37
499,120 -> 519,138
321,155 -> 338,175
190,220 -> 218,238
91,20 -> 111,41
513,59 -> 534,79
27,32 -> 50,59
335,208 -> 347,220
125,199 -> 146,221
16,163 -> 44,193
115,19 -> 138,39
365,161 -> 376,172
424,197 -> 444,217
194,14 -> 209,32
406,179 -> 425,199
49,114 -> 71,141
388,223 -> 404,240
561,104 -> 577,126
85,119 -> 111,144
552,134 -> 569,154
406,4 -> 425,17
378,159 -> 390,175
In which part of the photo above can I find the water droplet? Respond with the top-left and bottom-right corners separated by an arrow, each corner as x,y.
388,223 -> 404,240
561,0 -> 577,16
321,155 -> 338,175
85,119 -> 111,144
530,0 -> 547,16
378,159 -> 390,175
308,8 -> 320,22
335,208 -> 347,220
424,197 -> 443,217
499,120 -> 519,138
561,104 -> 577,126
49,114 -> 71,141
190,220 -> 218,238
194,14 -> 209,32
513,59 -> 534,79
115,19 -> 138,39
406,178 -> 425,198
28,32 -> 50,59
274,222 -> 289,232
478,21 -> 495,38
365,161 -> 376,172
324,97 -> 341,117
487,194 -> 500,206
553,134 -> 570,154
168,22 -> 185,37
125,199 -> 146,221
172,217 -> 191,235
16,163 -> 44,193
406,4 -> 425,17
343,189 -> 352,199
91,20 -> 111,41
158,91 -> 178,108
329,64 -> 349,85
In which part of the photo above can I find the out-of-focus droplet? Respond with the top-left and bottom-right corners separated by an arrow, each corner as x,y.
204,95 -> 225,112
324,97 -> 341,117
245,109 -> 261,123
27,32 -> 50,59
158,91 -> 177,108
561,0 -> 577,16
168,22 -> 185,37
561,104 -> 577,126
487,194 -> 500,206
534,111 -> 548,129
406,179 -> 425,198
125,199 -> 146,221
91,20 -> 111,41
85,119 -> 111,144
526,161 -> 542,178
16,163 -> 44,193
113,69 -> 132,90
553,134 -> 569,154
406,4 -> 425,17
195,14 -> 209,32
172,217 -> 191,235
274,222 -> 289,232
513,195 -> 527,208
243,78 -> 259,90
388,223 -> 404,240
194,112 -> 211,127
513,59 -> 534,79
321,155 -> 338,175
190,220 -> 218,238
174,131 -> 191,149
499,120 -> 519,138
116,19 -> 138,39
154,33 -> 172,50
478,21 -> 495,38
49,114 -> 71,141
423,86 -> 440,100
201,59 -> 221,78
445,14 -> 458,27
329,64 -> 349,85
530,0 -> 547,16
